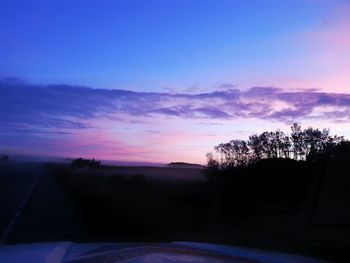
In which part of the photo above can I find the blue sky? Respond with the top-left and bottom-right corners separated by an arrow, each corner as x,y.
0,0 -> 350,163
1,0 -> 348,91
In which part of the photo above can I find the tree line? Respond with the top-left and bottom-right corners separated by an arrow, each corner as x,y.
207,123 -> 345,169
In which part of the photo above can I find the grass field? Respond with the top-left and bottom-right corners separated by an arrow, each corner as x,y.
1,162 -> 350,262
50,163 -> 350,262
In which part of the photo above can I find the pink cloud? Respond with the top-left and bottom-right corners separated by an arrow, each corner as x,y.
2,79 -> 350,164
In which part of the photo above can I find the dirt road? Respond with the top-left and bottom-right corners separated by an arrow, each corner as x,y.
0,162 -> 88,244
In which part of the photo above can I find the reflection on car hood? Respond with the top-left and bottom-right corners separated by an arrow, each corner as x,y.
0,241 -> 328,263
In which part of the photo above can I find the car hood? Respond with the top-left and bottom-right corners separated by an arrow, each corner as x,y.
0,241 -> 328,263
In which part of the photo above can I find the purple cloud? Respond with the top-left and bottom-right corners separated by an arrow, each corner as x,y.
1,78 -> 350,134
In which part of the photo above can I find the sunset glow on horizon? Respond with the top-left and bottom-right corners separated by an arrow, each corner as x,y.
1,0 -> 350,164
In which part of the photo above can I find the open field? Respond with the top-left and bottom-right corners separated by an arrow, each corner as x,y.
1,162 -> 350,262
73,165 -> 207,183
52,162 -> 350,262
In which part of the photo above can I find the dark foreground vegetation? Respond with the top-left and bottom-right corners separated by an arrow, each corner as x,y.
71,158 -> 101,168
204,123 -> 349,216
50,124 -> 350,262
167,162 -> 204,168
52,165 -> 211,241
206,123 -> 344,169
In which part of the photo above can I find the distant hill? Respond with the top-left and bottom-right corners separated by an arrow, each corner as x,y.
167,162 -> 205,169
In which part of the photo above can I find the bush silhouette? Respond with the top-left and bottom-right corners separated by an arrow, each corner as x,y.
71,158 -> 101,168
0,154 -> 9,162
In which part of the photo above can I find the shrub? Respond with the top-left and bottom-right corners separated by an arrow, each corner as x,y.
71,158 -> 101,168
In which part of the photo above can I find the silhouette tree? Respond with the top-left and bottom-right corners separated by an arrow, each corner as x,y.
291,123 -> 305,160
208,123 -> 346,169
229,139 -> 250,167
206,152 -> 219,170
281,132 -> 292,158
71,158 -> 101,168
248,134 -> 264,161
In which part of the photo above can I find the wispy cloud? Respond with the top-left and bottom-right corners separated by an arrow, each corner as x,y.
1,79 -> 350,133
1,78 -> 350,163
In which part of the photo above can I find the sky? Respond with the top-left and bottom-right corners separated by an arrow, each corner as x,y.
0,0 -> 350,164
